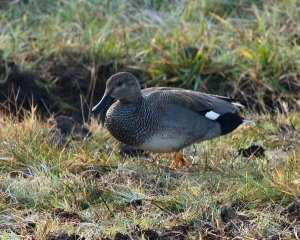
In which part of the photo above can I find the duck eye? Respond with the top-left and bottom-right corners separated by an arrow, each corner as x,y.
117,82 -> 123,87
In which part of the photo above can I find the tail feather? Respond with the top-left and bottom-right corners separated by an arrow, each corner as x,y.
232,102 -> 244,108
216,112 -> 244,135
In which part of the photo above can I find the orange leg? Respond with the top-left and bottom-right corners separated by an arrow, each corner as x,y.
169,151 -> 189,169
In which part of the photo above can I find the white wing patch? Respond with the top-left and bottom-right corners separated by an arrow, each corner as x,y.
205,110 -> 220,120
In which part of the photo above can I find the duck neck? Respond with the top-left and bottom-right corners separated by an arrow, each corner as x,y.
120,92 -> 143,103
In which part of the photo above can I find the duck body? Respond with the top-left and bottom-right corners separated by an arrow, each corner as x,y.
92,72 -> 247,156
105,92 -> 223,153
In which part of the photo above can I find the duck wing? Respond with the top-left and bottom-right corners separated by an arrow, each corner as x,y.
142,87 -> 242,115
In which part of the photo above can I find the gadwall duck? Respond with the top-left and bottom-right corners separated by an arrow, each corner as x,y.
92,72 -> 251,168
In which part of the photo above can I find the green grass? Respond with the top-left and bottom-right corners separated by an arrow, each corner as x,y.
0,0 -> 299,112
0,0 -> 300,239
0,111 -> 299,239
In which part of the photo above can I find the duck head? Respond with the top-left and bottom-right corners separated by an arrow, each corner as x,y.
92,72 -> 142,113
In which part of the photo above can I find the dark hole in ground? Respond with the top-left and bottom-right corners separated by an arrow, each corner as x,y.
127,199 -> 143,208
282,198 -> 300,222
220,205 -> 237,223
238,144 -> 265,158
0,57 -> 112,121
0,61 -> 58,116
53,208 -> 82,222
0,53 -> 150,121
114,232 -> 130,240
49,233 -> 85,240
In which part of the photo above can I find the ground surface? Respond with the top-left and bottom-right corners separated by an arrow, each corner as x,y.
0,0 -> 299,116
0,0 -> 300,239
0,113 -> 299,239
